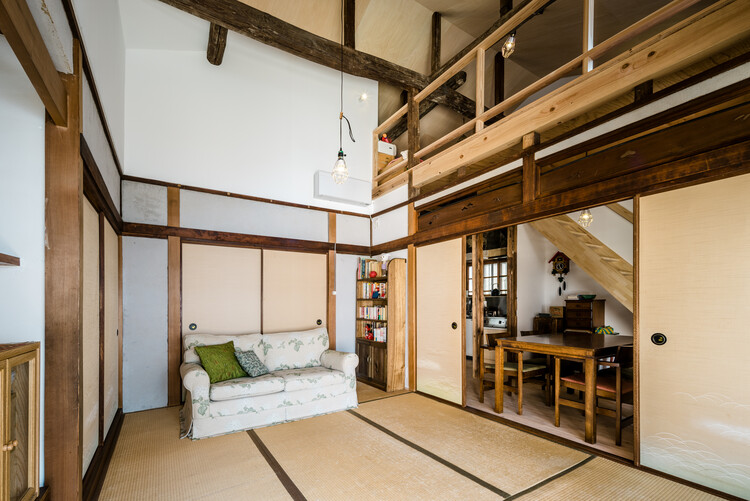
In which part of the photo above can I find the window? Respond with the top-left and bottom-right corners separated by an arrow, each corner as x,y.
467,258 -> 508,295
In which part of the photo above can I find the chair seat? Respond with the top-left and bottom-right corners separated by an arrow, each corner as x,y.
503,362 -> 546,373
560,371 -> 633,394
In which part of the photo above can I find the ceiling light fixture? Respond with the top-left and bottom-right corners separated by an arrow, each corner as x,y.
578,209 -> 594,228
501,31 -> 516,58
332,0 -> 356,185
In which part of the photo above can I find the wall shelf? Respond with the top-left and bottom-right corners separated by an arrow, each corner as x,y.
0,252 -> 20,266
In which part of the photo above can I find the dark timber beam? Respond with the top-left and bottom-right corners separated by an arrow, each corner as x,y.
387,71 -> 467,140
207,22 -> 228,65
431,12 -> 441,74
157,0 -> 477,118
344,0 -> 355,49
0,0 -> 68,125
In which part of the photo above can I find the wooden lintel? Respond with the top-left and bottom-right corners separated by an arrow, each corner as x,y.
157,0 -> 477,118
431,12 -> 441,74
0,0 -> 68,125
344,0 -> 355,49
207,22 -> 228,65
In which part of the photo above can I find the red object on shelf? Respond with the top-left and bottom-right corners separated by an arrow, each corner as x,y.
369,271 -> 377,278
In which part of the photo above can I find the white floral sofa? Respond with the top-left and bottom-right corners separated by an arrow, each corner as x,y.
180,327 -> 359,439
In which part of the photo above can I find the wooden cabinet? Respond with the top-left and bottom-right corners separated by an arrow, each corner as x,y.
355,258 -> 406,391
564,299 -> 605,331
0,343 -> 39,501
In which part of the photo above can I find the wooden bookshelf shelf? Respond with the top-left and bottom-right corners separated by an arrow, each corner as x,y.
356,318 -> 387,322
0,253 -> 20,266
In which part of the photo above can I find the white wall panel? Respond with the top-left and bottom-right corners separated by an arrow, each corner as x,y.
336,214 -> 370,247
181,190 -> 328,242
372,206 -> 408,246
335,254 -> 361,354
83,76 -> 121,211
123,237 -> 168,412
122,180 -> 167,226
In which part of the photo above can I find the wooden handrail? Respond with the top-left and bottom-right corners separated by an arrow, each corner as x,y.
414,120 -> 477,159
375,103 -> 408,135
373,157 -> 408,183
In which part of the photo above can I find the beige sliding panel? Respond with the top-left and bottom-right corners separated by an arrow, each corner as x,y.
103,220 -> 120,434
182,244 -> 262,335
263,250 -> 327,333
416,238 -> 465,405
639,174 -> 750,499
82,198 -> 99,475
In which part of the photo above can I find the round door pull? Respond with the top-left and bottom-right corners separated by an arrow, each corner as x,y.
451,322 -> 458,330
189,323 -> 197,331
651,333 -> 667,346
316,319 -> 322,326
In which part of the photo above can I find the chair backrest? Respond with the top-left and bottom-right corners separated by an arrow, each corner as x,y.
615,345 -> 634,369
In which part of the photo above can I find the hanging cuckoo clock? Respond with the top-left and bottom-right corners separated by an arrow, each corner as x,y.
548,251 -> 570,296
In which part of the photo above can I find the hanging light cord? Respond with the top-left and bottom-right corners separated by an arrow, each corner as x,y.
339,0 -> 355,149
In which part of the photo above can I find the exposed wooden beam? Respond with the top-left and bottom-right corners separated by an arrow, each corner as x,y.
522,132 -> 540,203
407,87 -> 420,199
430,12 -> 441,74
386,71 -> 466,140
344,0 -> 355,49
530,215 -> 633,311
606,203 -> 634,223
206,22 -> 228,65
157,0 -> 477,118
500,0 -> 513,16
0,0 -> 68,125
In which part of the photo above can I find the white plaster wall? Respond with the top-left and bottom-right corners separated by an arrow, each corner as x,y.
83,76 -> 121,210
121,0 -> 377,213
72,0 -> 126,160
336,214 -> 370,247
28,0 -> 73,73
180,190 -> 328,242
0,39 -> 47,485
568,205 -> 633,264
122,181 -> 168,226
335,254 -> 361,354
372,206 -> 408,246
122,237 -> 168,412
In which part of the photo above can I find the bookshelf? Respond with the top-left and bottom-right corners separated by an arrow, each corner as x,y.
355,258 -> 405,391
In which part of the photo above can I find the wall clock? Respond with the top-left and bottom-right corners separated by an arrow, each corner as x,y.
548,251 -> 570,296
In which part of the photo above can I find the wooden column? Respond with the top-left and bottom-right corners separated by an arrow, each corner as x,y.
494,51 -> 504,108
507,226 -> 518,336
583,0 -> 594,73
327,213 -> 337,349
407,203 -> 417,390
471,233 -> 484,377
430,12 -> 441,74
522,132 -> 540,203
45,40 -> 82,500
344,0 -> 355,49
407,88 -> 420,198
167,187 -> 181,406
475,48 -> 485,132
207,22 -> 228,65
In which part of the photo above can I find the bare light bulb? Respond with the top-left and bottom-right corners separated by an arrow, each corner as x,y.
578,209 -> 594,228
501,32 -> 516,58
332,149 -> 349,184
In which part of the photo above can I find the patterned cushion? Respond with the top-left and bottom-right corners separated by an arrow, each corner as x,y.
261,328 -> 330,371
194,342 -> 248,383
273,367 -> 346,392
209,374 -> 285,401
183,333 -> 263,364
235,350 -> 269,377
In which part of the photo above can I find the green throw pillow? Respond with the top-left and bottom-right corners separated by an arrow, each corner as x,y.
235,350 -> 270,378
194,341 -> 248,383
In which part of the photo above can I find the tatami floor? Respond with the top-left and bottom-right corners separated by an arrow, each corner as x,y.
98,384 -> 719,500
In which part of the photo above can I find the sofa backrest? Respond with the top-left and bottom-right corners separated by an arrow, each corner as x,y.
183,333 -> 263,364
261,327 -> 329,371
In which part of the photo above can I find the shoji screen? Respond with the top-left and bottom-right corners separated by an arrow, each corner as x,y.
103,221 -> 120,434
82,199 -> 99,474
262,250 -> 327,333
182,244 -> 262,335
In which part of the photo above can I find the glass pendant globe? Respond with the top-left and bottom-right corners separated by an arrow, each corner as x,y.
332,151 -> 348,184
578,209 -> 594,228
501,33 -> 516,58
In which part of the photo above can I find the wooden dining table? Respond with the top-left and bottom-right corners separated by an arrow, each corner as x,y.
494,332 -> 634,444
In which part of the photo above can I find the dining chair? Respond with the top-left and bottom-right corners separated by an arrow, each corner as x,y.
553,345 -> 634,445
479,349 -> 550,415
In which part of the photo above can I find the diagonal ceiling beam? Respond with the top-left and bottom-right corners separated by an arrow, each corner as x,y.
157,0 -> 477,118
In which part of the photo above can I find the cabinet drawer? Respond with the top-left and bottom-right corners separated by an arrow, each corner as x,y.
566,301 -> 593,311
566,318 -> 593,329
566,309 -> 593,319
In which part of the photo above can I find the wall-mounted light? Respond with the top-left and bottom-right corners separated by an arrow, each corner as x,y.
578,209 -> 594,228
501,31 -> 516,58
359,92 -> 368,102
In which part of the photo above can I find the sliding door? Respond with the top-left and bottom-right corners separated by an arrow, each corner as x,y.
416,238 -> 465,405
262,250 -> 327,333
182,244 -> 262,335
639,174 -> 750,498
82,199 -> 99,474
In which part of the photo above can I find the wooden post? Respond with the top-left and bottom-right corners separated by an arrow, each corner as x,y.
494,51 -> 504,108
167,187 -> 181,406
407,87 -> 420,198
407,203 -> 417,390
207,22 -> 228,65
507,226 -> 518,337
475,47 -> 485,132
471,233 -> 484,377
430,12 -> 441,74
327,213 -> 337,349
500,0 -> 513,16
344,0 -> 355,49
45,40 -> 82,499
583,0 -> 595,73
522,131 -> 540,203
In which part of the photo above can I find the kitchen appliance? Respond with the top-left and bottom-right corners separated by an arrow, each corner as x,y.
485,316 -> 507,328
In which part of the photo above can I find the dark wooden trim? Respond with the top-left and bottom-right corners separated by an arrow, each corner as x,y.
207,22 -> 228,65
494,51 -> 504,108
503,457 -> 596,501
430,12 -> 441,74
343,0 -> 355,50
634,80 -> 653,103
506,226 -> 517,337
0,252 -> 21,266
98,212 -> 105,445
370,235 -> 413,256
156,0 -> 477,118
60,0 -> 124,177
44,44 -> 83,499
122,223 -> 371,256
81,135 -> 122,233
117,236 -> 123,409
82,408 -> 124,501
121,175 -> 369,219
247,430 -> 307,501
0,0 -> 68,125
34,486 -> 49,501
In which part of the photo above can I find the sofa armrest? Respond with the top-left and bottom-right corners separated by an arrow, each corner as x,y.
181,362 -> 210,402
320,350 -> 358,378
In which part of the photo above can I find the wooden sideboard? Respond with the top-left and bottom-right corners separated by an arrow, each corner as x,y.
564,299 -> 605,331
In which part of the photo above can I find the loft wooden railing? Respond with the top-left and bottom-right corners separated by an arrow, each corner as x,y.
371,0 -> 749,198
